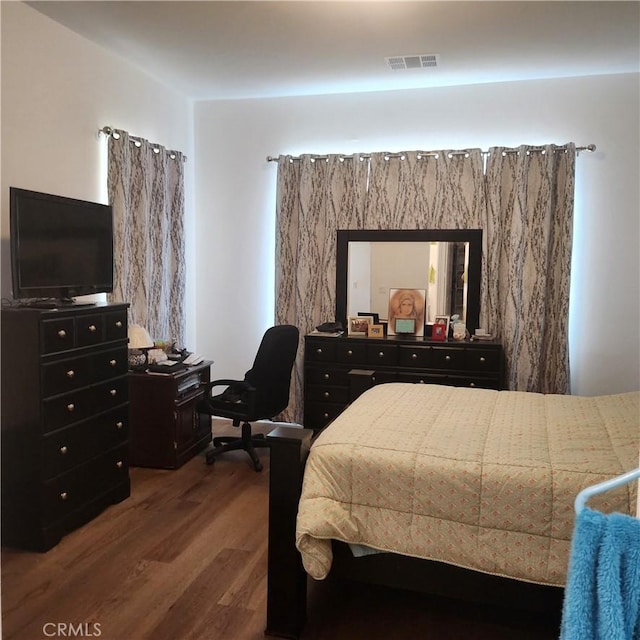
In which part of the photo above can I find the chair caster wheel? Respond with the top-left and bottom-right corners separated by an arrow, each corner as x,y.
254,461 -> 263,472
205,454 -> 215,466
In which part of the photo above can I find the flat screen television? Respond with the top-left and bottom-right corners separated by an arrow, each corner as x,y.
10,187 -> 114,305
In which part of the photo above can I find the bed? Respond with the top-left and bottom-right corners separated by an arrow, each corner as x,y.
264,383 -> 639,639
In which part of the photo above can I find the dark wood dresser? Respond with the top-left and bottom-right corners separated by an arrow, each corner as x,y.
1,303 -> 131,551
129,360 -> 213,469
304,333 -> 504,431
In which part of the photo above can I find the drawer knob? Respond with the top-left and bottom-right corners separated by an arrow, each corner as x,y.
116,461 -> 123,469
109,359 -> 117,367
66,370 -> 75,379
419,379 -> 425,384
479,357 -> 486,363
66,403 -> 75,412
347,349 -> 353,356
378,352 -> 384,358
60,492 -> 68,501
445,355 -> 451,361
88,324 -> 97,333
57,329 -> 67,338
470,382 -> 476,387
323,373 -> 330,380
116,421 -> 124,430
411,353 -> 418,360
316,348 -> 323,355
323,412 -> 329,419
324,391 -> 330,398
59,445 -> 68,455
115,321 -> 123,328
109,389 -> 117,397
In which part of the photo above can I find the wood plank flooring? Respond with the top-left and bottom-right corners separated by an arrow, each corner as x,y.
2,420 -> 561,640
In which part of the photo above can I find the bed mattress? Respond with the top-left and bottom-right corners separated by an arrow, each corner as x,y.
295,384 -> 639,586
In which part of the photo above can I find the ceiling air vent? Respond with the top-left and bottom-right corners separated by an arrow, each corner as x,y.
385,54 -> 440,70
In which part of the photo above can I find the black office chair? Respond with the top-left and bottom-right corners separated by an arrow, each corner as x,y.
197,325 -> 299,471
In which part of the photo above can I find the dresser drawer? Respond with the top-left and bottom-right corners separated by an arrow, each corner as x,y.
41,443 -> 129,522
75,314 -> 105,348
42,355 -> 91,397
92,377 -> 129,414
336,342 -> 367,365
304,401 -> 345,430
366,343 -> 398,366
396,372 -> 446,385
371,370 -> 398,384
105,310 -> 128,342
306,339 -> 337,362
41,318 -> 75,354
460,376 -> 500,389
42,406 -> 129,480
431,346 -> 465,370
465,348 -> 500,372
306,366 -> 350,387
43,388 -> 93,433
91,346 -> 128,382
398,345 -> 432,368
306,385 -> 349,405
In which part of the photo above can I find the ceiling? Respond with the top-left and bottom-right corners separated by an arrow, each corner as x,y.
26,1 -> 640,101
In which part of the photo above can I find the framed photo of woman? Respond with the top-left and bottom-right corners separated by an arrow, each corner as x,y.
387,288 -> 426,336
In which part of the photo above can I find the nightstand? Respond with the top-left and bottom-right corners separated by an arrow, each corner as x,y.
129,360 -> 213,469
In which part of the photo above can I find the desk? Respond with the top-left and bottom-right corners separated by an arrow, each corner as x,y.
129,360 -> 213,469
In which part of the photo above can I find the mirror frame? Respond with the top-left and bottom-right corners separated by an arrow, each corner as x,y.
335,228 -> 483,334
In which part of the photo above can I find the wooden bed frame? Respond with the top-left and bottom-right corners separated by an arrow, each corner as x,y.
264,426 -> 564,639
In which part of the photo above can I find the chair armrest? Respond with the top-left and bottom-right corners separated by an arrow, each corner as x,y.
201,378 -> 250,395
199,378 -> 257,416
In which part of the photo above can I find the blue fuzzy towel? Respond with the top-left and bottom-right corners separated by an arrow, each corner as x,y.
560,508 -> 640,640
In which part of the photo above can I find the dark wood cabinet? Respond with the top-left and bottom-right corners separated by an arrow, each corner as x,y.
1,303 -> 131,551
128,361 -> 212,469
304,334 -> 503,430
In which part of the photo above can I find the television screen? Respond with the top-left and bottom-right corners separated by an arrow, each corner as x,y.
10,187 -> 114,303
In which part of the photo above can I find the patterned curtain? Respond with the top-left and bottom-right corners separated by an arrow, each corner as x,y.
483,144 -> 576,393
107,130 -> 186,345
275,150 -> 484,422
275,154 -> 369,422
276,144 -> 576,419
366,150 -> 485,229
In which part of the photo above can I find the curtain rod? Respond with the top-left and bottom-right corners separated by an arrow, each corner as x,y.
266,144 -> 596,163
99,126 -> 187,162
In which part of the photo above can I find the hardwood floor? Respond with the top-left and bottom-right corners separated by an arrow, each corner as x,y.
1,420 -> 561,640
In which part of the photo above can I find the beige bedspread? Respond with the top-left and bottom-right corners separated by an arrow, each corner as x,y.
295,384 -> 639,586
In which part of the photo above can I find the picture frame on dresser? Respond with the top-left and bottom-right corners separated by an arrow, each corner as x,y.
347,316 -> 372,336
432,315 -> 450,340
367,324 -> 384,338
387,288 -> 426,337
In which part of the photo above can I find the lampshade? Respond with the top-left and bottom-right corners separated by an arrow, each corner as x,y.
128,324 -> 154,349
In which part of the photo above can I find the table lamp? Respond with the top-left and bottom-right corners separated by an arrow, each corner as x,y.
128,324 -> 154,370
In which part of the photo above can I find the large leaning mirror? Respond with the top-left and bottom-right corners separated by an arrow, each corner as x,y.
335,229 -> 482,334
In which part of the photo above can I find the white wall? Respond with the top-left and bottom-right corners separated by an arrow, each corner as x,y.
194,74 -> 639,395
1,3 -> 196,346
3,3 -> 637,396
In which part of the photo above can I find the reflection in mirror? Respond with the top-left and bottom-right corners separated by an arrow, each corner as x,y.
347,241 -> 469,323
335,229 -> 482,334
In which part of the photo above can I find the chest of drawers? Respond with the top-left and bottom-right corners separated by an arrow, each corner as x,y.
1,303 -> 130,551
304,334 -> 503,430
